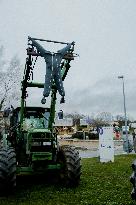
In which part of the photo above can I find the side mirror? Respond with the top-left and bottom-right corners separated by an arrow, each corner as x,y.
3,108 -> 11,117
58,110 -> 63,119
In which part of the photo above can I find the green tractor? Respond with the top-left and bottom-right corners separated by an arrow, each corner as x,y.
0,37 -> 81,192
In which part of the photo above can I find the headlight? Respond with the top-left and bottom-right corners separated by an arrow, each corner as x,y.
43,142 -> 51,146
32,142 -> 41,146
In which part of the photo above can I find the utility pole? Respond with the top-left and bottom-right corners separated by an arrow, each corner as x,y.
118,75 -> 129,153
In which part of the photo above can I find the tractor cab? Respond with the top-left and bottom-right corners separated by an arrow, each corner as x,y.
10,107 -> 50,130
9,106 -> 55,167
22,107 -> 50,130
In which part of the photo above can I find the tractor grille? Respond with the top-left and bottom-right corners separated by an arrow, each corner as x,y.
31,132 -> 51,141
31,145 -> 52,152
30,132 -> 52,152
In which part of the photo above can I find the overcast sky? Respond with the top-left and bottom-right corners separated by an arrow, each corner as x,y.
0,0 -> 136,119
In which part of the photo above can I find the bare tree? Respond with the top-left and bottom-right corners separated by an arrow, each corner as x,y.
88,112 -> 113,127
64,111 -> 113,127
0,46 -> 22,110
96,112 -> 113,124
64,112 -> 85,126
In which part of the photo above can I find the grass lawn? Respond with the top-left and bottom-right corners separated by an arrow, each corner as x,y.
0,154 -> 136,205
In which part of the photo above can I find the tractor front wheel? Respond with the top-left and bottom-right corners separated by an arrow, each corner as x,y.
57,145 -> 81,187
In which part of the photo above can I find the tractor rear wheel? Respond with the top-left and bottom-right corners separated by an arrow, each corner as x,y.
7,147 -> 16,191
0,148 -> 8,193
134,138 -> 136,153
0,147 -> 16,193
57,145 -> 81,187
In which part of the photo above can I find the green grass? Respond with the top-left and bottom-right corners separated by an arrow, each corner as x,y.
0,155 -> 136,205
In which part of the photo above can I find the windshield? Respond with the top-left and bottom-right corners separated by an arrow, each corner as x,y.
23,111 -> 50,130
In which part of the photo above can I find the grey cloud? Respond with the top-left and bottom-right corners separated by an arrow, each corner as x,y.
62,76 -> 136,118
0,0 -> 136,119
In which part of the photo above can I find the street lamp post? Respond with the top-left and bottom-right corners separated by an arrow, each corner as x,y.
118,75 -> 129,153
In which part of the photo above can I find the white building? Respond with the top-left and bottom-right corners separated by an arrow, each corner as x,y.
54,118 -> 73,127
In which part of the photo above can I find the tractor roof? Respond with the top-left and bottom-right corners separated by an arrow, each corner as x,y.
14,107 -> 50,112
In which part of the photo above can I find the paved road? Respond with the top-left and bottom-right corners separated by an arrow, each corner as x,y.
79,145 -> 135,158
58,135 -> 135,158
